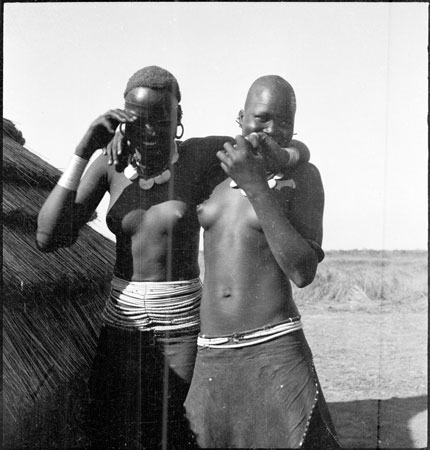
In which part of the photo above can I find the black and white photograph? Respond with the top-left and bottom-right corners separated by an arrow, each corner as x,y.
3,3 -> 427,449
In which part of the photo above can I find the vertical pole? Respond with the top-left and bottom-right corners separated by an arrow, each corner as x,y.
161,156 -> 175,450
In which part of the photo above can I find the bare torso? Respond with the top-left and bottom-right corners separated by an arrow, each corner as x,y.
198,177 -> 300,335
106,166 -> 200,282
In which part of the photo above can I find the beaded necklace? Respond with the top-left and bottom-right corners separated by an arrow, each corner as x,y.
123,143 -> 179,190
229,173 -> 284,197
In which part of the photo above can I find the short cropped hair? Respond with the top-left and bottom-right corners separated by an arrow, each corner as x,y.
124,66 -> 182,121
250,75 -> 296,122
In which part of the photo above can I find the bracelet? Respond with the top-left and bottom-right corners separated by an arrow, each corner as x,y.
284,147 -> 299,167
57,154 -> 88,190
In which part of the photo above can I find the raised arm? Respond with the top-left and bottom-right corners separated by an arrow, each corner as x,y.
246,132 -> 310,172
217,135 -> 324,288
36,109 -> 136,252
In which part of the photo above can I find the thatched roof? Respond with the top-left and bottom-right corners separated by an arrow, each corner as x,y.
3,119 -> 116,448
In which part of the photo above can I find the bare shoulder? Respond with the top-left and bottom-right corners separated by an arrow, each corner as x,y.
275,162 -> 324,214
179,135 -> 234,164
281,162 -> 325,254
180,135 -> 234,151
290,162 -> 322,181
285,162 -> 324,193
176,136 -> 234,201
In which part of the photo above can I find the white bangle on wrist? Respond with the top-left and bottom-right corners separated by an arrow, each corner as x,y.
284,147 -> 299,167
57,154 -> 88,190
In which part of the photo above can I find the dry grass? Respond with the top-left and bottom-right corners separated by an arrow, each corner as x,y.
293,250 -> 427,313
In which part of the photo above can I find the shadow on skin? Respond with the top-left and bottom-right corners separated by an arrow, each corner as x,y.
329,395 -> 427,448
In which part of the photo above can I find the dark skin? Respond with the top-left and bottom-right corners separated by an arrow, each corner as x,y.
37,87 -> 200,283
38,78 -> 316,317
198,76 -> 324,335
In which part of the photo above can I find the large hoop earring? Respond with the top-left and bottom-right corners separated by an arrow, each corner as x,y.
175,123 -> 184,139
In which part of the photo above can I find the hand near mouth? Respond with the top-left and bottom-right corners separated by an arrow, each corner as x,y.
76,109 -> 137,160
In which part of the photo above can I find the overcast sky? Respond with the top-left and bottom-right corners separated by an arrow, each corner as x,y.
4,2 -> 428,250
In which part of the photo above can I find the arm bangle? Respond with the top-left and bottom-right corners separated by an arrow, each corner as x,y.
57,154 -> 88,191
284,147 -> 300,167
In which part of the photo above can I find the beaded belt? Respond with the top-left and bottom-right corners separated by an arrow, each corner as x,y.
197,316 -> 303,349
101,276 -> 202,333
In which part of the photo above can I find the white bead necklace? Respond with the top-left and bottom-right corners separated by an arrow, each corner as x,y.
229,173 -> 284,197
123,143 -> 179,190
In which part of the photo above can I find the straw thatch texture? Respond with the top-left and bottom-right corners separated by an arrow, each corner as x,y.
3,119 -> 116,449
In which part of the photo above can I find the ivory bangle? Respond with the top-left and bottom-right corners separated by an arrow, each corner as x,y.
57,154 -> 88,190
284,147 -> 300,167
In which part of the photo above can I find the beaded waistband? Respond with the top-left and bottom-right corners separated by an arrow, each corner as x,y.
197,316 -> 302,349
101,276 -> 202,333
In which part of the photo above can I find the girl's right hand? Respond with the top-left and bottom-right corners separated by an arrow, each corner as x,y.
75,109 -> 137,160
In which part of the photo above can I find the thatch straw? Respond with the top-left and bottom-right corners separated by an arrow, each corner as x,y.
3,119 -> 116,448
3,118 -> 26,145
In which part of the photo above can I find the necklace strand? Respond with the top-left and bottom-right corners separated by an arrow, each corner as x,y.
123,143 -> 179,190
230,173 -> 284,197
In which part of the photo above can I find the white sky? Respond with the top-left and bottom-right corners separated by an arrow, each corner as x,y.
4,2 -> 428,250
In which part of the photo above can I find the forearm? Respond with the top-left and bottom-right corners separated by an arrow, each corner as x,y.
247,188 -> 318,287
36,154 -> 89,251
253,134 -> 310,172
37,187 -> 80,251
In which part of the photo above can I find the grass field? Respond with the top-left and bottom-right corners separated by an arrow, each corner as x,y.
295,250 -> 427,448
293,249 -> 427,314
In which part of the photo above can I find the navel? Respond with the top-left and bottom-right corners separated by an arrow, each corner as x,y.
221,288 -> 232,298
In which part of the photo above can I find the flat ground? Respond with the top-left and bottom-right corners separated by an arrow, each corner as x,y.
305,312 -> 426,448
295,250 -> 427,448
